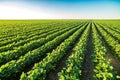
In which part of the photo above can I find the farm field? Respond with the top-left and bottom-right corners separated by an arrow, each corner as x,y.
0,20 -> 120,80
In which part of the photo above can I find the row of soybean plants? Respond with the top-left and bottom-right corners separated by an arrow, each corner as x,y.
106,22 -> 120,31
103,23 -> 120,34
58,22 -> 91,80
58,22 -> 115,80
0,24 -> 45,46
0,22 -> 61,47
92,23 -> 115,80
99,24 -> 120,42
0,21 -> 69,45
0,22 -> 82,66
20,22 -> 88,80
0,22 -> 80,47
0,23 -> 41,42
0,21 -> 55,38
0,22 -> 75,53
0,23 -> 86,79
95,23 -> 120,63
0,21 -> 80,41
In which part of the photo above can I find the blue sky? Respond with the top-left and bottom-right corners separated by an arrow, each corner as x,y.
0,0 -> 120,19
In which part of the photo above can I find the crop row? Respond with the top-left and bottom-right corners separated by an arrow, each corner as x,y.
0,22 -> 70,47
0,23 -> 83,66
0,24 -> 72,53
20,22 -> 88,80
96,23 -> 120,62
58,22 -> 90,80
0,23 -> 86,79
99,24 -> 120,43
92,23 -> 115,80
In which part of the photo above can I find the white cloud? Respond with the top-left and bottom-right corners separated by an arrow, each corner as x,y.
0,2 -> 54,19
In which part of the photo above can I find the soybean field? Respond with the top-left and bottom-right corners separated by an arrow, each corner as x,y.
0,20 -> 120,80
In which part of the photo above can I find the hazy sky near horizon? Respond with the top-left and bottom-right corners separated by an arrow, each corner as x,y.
0,0 -> 120,19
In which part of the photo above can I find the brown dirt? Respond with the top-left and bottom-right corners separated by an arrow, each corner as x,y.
94,23 -> 120,77
80,23 -> 94,80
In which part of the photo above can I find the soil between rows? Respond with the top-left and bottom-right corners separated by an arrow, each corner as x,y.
45,23 -> 88,80
98,24 -> 120,44
94,23 -> 120,77
80,23 -> 94,80
106,25 -> 120,34
8,24 -> 82,80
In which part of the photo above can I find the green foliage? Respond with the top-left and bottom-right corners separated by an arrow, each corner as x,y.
58,23 -> 90,80
92,23 -> 115,80
0,20 -> 119,80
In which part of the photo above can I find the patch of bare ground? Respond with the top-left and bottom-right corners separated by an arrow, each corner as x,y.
80,23 -> 94,80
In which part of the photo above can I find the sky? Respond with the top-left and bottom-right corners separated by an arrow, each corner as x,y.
0,0 -> 120,19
